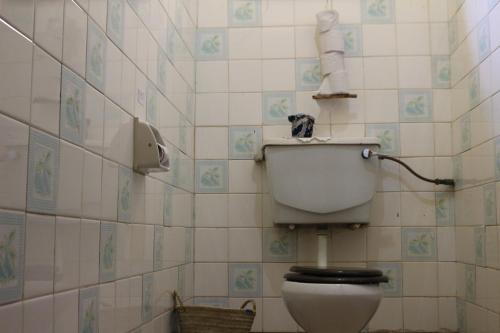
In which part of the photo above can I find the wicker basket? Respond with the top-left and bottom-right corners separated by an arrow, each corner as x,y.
173,291 -> 256,333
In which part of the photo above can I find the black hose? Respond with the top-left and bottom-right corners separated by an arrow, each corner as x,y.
376,153 -> 455,186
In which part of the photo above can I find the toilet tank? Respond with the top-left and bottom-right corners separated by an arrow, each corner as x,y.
261,137 -> 380,225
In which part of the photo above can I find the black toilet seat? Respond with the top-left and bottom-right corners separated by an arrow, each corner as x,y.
284,266 -> 389,284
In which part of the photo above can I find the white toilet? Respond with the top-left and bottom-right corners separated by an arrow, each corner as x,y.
259,137 -> 386,333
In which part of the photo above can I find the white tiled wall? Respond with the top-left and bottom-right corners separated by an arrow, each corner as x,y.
193,0 -> 459,332
0,0 -> 196,332
449,0 -> 500,332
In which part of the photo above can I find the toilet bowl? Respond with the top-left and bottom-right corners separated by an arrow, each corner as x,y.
281,266 -> 388,333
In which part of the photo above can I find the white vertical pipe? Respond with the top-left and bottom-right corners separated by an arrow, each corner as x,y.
317,233 -> 328,268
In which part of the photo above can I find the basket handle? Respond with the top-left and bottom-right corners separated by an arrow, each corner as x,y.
240,299 -> 256,313
173,290 -> 184,310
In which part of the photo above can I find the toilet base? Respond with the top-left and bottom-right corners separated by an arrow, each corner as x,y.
282,281 -> 382,333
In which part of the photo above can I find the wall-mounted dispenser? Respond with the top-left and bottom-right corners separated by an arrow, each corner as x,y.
133,117 -> 169,174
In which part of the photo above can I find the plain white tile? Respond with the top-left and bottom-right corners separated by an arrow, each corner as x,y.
62,0 -> 87,77
194,263 -> 228,296
295,26 -> 318,58
363,24 -> 397,56
196,61 -> 228,93
396,0 -> 429,22
0,301 -> 22,332
57,141 -> 83,216
0,114 -> 28,210
23,295 -> 54,333
98,282 -> 115,333
363,57 -> 398,89
83,83 -> 105,153
403,262 -> 438,296
262,59 -> 295,91
262,0 -> 294,26
0,19 -> 33,122
101,159 -> 118,220
228,194 -> 262,227
397,23 -> 430,55
0,0 -> 35,37
196,93 -> 229,125
262,27 -> 295,59
24,214 -> 55,298
229,160 -> 262,193
195,228 -> 228,262
229,28 -> 262,59
229,60 -> 262,92
54,217 -> 80,291
195,127 -> 228,159
195,194 -> 228,227
79,219 -> 100,286
34,0 -> 64,59
364,90 -> 399,122
197,0 -> 227,27
31,46 -> 61,136
228,228 -> 262,262
403,298 -> 439,331
398,56 -> 432,88
54,290 -> 78,333
229,93 -> 262,125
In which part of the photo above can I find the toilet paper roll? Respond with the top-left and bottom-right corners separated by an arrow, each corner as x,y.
319,29 -> 344,53
316,10 -> 339,32
328,70 -> 349,94
320,52 -> 345,75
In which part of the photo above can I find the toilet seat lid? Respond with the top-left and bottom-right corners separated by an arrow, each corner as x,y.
290,266 -> 384,277
284,266 -> 388,284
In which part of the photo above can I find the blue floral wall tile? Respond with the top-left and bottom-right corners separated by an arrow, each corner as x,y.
142,273 -> 153,323
366,123 -> 400,155
399,89 -> 433,122
465,264 -> 475,302
477,17 -> 491,62
194,297 -> 229,308
296,59 -> 322,91
154,225 -> 163,271
468,69 -> 480,109
60,67 -> 86,145
163,184 -> 173,226
228,0 -> 261,27
118,166 -> 133,222
146,82 -> 158,128
0,211 -> 25,305
435,192 -> 455,226
361,0 -> 394,24
229,127 -> 262,159
460,113 -> 471,152
456,298 -> 466,333
157,48 -> 168,95
107,0 -> 125,48
432,56 -> 450,88
263,228 -> 297,262
100,222 -> 117,282
402,227 -> 437,261
195,160 -> 228,193
86,20 -> 107,92
262,92 -> 296,125
339,25 -> 363,57
27,129 -> 60,214
483,183 -> 497,226
196,28 -> 227,60
229,263 -> 262,297
474,226 -> 486,266
368,262 -> 401,297
79,287 -> 99,333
